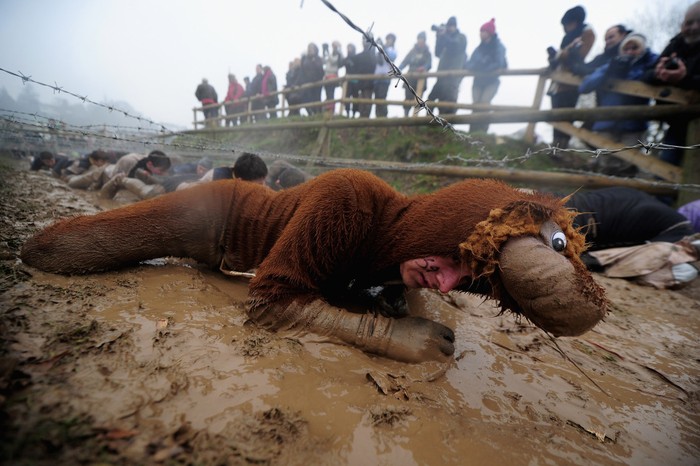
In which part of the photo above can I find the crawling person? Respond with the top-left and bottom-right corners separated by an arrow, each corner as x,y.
21,170 -> 607,363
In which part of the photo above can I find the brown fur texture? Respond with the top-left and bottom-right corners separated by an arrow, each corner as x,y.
21,169 -> 607,362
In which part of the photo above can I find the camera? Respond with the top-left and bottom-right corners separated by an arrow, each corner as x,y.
431,24 -> 445,32
664,57 -> 680,70
546,46 -> 557,60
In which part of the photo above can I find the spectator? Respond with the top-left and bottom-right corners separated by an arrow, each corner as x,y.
300,43 -> 325,115
644,1 -> 700,166
374,33 -> 397,118
249,64 -> 265,121
465,18 -> 508,133
195,78 -> 219,128
343,43 -> 359,117
399,31 -> 432,116
579,33 -> 658,177
285,58 -> 303,116
354,36 -> 380,118
322,41 -> 344,113
546,5 -> 595,148
266,160 -> 314,190
572,24 -> 631,76
224,74 -> 246,126
262,65 -> 279,119
232,152 -> 268,185
427,16 -> 468,115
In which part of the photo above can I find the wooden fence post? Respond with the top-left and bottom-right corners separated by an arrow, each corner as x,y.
679,117 -> 700,205
524,73 -> 547,144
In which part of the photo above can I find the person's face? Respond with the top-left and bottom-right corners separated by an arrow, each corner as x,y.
446,24 -> 457,34
43,158 -> 56,168
91,158 -> 107,167
621,39 -> 644,58
479,30 -> 492,42
563,21 -> 578,33
604,26 -> 625,49
146,161 -> 168,175
196,164 -> 209,176
682,6 -> 700,43
400,256 -> 470,293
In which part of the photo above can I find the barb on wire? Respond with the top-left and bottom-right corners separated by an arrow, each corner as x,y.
0,66 -> 174,134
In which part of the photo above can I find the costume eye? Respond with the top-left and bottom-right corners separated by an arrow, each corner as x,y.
551,231 -> 567,252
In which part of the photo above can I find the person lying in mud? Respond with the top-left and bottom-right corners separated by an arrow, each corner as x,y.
566,187 -> 700,289
21,169 -> 607,363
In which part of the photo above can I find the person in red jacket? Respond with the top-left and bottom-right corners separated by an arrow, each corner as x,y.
223,74 -> 245,126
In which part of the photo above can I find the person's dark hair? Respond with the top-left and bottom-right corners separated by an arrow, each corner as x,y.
30,151 -> 55,171
561,5 -> 586,25
612,24 -> 631,36
128,150 -> 171,177
88,150 -> 111,163
276,167 -> 308,189
233,153 -> 268,181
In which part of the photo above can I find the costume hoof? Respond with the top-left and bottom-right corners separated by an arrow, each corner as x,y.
386,316 -> 455,363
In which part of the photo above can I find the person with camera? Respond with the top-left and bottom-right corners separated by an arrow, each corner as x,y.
644,1 -> 700,167
427,16 -> 467,115
546,5 -> 595,149
579,33 -> 658,177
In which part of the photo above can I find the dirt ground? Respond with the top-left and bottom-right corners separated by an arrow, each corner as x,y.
1,153 -> 699,466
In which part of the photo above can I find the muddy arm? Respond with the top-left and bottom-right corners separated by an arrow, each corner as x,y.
248,297 -> 455,363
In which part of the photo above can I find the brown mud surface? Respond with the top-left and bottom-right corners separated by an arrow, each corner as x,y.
1,154 -> 699,465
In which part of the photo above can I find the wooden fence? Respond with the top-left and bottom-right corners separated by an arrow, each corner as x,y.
190,68 -> 700,203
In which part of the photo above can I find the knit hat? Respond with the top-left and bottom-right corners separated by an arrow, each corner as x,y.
480,18 -> 496,35
561,6 -> 586,25
446,16 -> 457,27
620,32 -> 647,51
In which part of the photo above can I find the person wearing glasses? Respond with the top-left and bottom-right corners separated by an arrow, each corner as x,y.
578,33 -> 658,177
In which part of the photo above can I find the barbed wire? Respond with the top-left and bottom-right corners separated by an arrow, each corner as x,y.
319,0 -> 490,159
0,67 -> 175,134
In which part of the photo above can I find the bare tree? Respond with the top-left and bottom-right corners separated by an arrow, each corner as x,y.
626,0 -> 693,52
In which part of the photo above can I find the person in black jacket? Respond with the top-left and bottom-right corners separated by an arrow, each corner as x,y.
427,16 -> 467,115
644,1 -> 700,167
352,36 -> 379,118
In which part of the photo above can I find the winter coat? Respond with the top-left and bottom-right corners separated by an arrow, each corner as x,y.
435,30 -> 467,71
579,49 -> 659,133
466,35 -> 507,87
644,33 -> 700,90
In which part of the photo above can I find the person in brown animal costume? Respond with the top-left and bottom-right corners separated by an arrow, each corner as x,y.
21,169 -> 607,363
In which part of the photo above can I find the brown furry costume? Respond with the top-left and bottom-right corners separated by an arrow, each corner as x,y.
21,169 -> 607,362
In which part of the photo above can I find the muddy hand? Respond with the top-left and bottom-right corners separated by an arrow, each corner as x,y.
249,299 -> 454,363
498,236 -> 606,336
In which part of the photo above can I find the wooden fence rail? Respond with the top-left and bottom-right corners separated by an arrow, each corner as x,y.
189,68 -> 700,202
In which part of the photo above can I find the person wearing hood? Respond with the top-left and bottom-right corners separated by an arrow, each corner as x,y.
465,18 -> 508,133
644,1 -> 700,167
546,5 -> 596,149
579,33 -> 658,176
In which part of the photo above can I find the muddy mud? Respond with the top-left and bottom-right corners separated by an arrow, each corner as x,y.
1,154 -> 698,465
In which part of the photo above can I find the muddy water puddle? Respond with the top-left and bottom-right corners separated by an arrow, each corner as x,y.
31,261 -> 693,465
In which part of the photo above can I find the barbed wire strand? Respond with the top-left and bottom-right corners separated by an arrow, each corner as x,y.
0,67 -> 175,134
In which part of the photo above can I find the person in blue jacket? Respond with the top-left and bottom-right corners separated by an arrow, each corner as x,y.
579,33 -> 658,176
